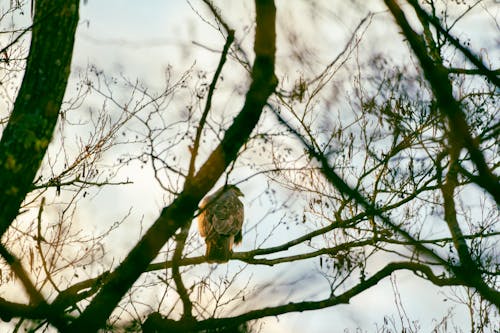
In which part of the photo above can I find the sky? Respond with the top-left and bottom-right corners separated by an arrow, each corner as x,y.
0,0 -> 498,332
74,1 -> 495,331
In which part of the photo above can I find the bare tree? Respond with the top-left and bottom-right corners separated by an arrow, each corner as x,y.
0,0 -> 497,332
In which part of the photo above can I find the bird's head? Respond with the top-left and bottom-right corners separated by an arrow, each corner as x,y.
226,184 -> 244,197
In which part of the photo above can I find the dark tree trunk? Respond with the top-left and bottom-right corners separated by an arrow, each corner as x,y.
0,0 -> 80,237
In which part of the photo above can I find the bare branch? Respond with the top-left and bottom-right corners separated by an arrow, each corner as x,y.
143,261 -> 462,332
68,1 -> 278,331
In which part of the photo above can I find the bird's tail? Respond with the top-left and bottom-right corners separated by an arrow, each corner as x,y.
206,236 -> 231,263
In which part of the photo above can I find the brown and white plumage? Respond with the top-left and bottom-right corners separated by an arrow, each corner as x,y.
198,185 -> 244,263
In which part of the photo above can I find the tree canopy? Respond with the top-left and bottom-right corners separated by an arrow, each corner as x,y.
0,0 -> 498,332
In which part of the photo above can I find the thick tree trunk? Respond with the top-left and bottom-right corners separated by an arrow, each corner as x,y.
0,0 -> 80,237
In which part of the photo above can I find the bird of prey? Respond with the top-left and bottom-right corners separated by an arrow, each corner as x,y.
198,185 -> 244,263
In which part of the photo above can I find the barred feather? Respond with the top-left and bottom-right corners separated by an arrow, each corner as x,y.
198,185 -> 244,263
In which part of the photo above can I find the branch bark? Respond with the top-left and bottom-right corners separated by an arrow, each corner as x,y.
171,222 -> 194,319
0,0 -> 80,238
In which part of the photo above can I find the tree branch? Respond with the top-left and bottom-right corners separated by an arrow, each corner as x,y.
406,0 -> 500,87
447,67 -> 500,76
143,261 -> 462,332
0,244 -> 45,306
171,222 -> 194,319
187,18 -> 234,178
384,0 -> 500,207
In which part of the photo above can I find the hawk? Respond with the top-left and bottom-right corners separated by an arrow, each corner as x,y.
198,185 -> 244,263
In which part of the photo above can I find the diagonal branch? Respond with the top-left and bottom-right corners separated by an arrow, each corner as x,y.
384,0 -> 500,308
271,105 -> 447,265
187,22 -> 234,179
0,244 -> 46,306
406,0 -> 500,87
384,0 -> 500,206
67,1 -> 278,331
0,246 -> 70,330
